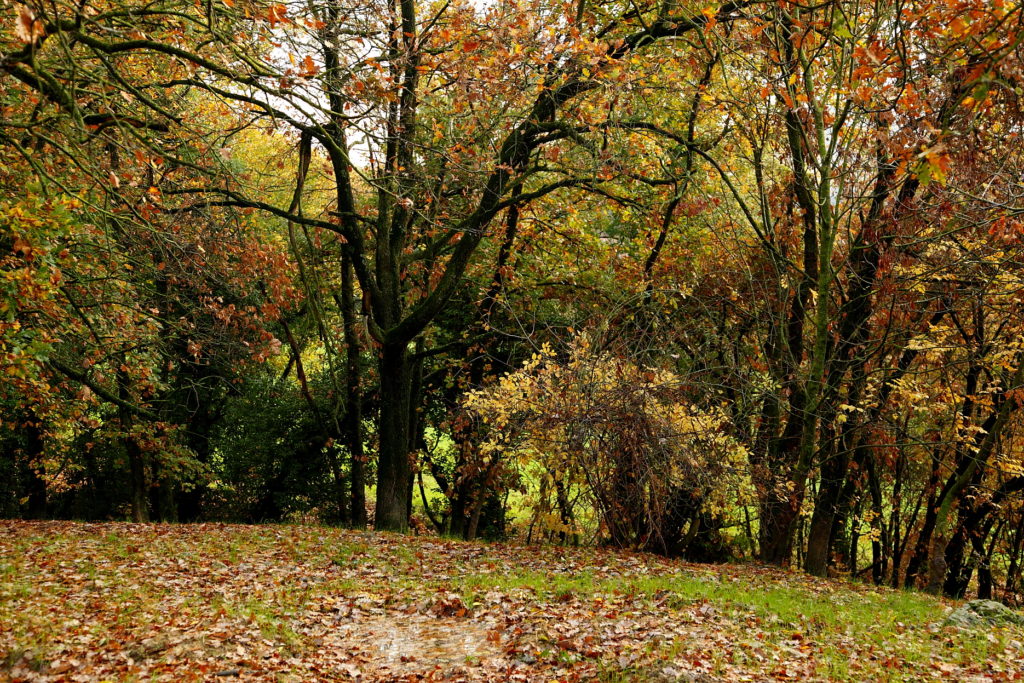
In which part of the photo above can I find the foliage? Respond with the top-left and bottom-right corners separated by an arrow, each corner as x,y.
4,0 -> 1024,607
464,334 -> 752,557
0,61 -> 298,521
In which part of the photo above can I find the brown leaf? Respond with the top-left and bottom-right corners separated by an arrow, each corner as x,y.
15,4 -> 44,43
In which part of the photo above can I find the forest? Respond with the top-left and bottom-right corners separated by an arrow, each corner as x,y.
3,0 -> 1024,610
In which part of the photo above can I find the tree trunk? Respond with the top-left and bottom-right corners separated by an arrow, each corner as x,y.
805,457 -> 846,575
942,477 -> 1024,598
1005,520 -> 1024,598
22,463 -> 48,519
805,363 -> 872,576
405,344 -> 425,527
126,437 -> 149,523
976,520 -> 1002,600
830,472 -> 861,572
347,411 -> 366,528
554,477 -> 578,545
466,493 -> 487,541
374,342 -> 412,531
759,497 -> 799,566
118,365 -> 149,523
341,252 -> 367,528
925,532 -> 947,595
905,500 -> 938,589
887,451 -> 907,587
22,421 -> 47,519
151,460 -> 177,522
177,403 -> 215,522
848,495 -> 863,577
904,458 -> 942,589
449,491 -> 469,539
942,514 -> 973,598
867,455 -> 886,585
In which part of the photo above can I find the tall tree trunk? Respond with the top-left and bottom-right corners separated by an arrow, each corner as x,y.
1005,519 -> 1024,598
904,454 -> 943,588
21,420 -> 47,519
82,437 -> 108,519
125,437 -> 148,523
448,487 -> 469,539
758,411 -> 812,566
905,500 -> 939,590
375,342 -> 412,531
830,466 -> 862,572
118,365 -> 148,523
867,455 -> 886,584
151,460 -> 177,522
759,496 -> 800,565
805,452 -> 846,575
887,451 -> 907,587
177,402 -> 215,522
942,508 -> 975,598
805,363 -> 872,576
554,477 -> 578,545
976,520 -> 1002,600
943,476 -> 1024,597
341,252 -> 367,528
925,531 -> 948,595
406,343 -> 425,525
848,494 -> 863,576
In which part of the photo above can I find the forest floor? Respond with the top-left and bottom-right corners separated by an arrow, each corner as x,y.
1,521 -> 1023,682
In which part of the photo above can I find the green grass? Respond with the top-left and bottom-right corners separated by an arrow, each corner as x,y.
455,563 -> 1017,682
459,567 -> 939,631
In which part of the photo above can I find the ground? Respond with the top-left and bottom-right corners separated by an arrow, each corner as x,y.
1,521 -> 1022,681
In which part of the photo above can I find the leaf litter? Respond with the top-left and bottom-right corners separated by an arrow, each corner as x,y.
1,521 -> 1023,681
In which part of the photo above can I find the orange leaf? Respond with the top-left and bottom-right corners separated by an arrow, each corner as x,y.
15,4 -> 44,43
299,55 -> 319,77
266,4 -> 288,26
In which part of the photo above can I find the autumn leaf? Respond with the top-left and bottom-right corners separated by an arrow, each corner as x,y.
298,55 -> 319,77
266,4 -> 288,26
14,4 -> 44,43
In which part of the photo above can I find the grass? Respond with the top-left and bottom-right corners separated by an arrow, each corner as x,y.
453,561 -> 1021,681
459,566 -> 940,631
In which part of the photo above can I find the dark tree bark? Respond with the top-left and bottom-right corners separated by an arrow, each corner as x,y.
375,342 -> 413,531
341,253 -> 367,528
22,420 -> 47,520
118,364 -> 148,523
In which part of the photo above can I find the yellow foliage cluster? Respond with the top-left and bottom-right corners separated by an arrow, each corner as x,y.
464,335 -> 752,544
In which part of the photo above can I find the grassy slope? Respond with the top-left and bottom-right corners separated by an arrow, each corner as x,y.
1,521 -> 1022,681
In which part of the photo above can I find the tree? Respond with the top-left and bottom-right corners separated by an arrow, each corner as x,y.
3,0 -> 759,530
1,32 -> 297,520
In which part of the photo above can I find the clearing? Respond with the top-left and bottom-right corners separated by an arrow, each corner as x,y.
1,521 -> 1022,681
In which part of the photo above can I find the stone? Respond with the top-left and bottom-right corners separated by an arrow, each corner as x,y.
944,600 -> 1024,629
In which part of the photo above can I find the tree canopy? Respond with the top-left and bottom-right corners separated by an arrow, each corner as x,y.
4,0 -> 1024,600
